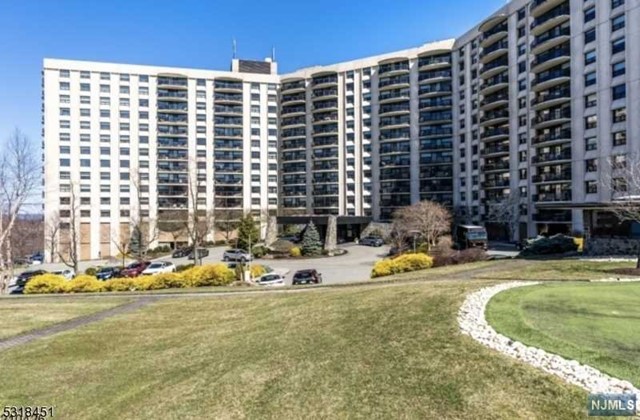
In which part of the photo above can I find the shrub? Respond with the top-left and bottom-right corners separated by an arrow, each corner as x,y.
371,253 -> 433,278
183,264 -> 234,287
290,247 -> 301,257
175,263 -> 195,272
85,267 -> 98,276
103,278 -> 137,292
250,264 -> 266,279
269,239 -> 294,255
521,234 -> 578,256
432,248 -> 488,268
65,275 -> 105,293
252,245 -> 268,258
24,274 -> 67,294
145,272 -> 189,289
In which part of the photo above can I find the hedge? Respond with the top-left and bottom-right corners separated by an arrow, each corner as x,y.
24,263 -> 236,294
371,253 -> 434,278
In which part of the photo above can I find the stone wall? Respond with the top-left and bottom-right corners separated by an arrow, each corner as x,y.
585,238 -> 640,256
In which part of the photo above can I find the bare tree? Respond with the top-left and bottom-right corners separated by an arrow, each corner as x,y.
185,173 -> 215,266
157,209 -> 188,250
0,129 -> 40,293
393,201 -> 452,252
214,207 -> 241,244
485,192 -> 521,242
388,221 -> 410,253
9,215 -> 43,262
130,167 -> 158,260
44,211 -> 60,263
58,182 -> 80,274
601,153 -> 640,268
111,228 -> 131,269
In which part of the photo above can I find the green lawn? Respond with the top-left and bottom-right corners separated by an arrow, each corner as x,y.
0,297 -> 131,340
475,260 -> 636,281
487,282 -> 640,387
0,281 -> 588,419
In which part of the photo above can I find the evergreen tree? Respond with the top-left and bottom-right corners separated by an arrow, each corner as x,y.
129,225 -> 142,258
237,213 -> 260,251
301,220 -> 322,256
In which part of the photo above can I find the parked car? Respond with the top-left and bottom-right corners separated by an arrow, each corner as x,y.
292,269 -> 322,285
29,251 -> 44,264
52,269 -> 75,280
96,266 -> 121,281
10,269 -> 47,294
120,261 -> 151,278
360,236 -> 384,247
188,248 -> 210,260
222,249 -> 252,262
142,261 -> 176,275
172,247 -> 192,258
256,273 -> 285,287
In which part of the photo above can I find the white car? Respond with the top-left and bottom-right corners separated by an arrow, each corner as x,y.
256,273 -> 285,287
52,269 -> 75,280
142,261 -> 176,275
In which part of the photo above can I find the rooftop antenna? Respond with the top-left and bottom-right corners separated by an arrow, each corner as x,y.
232,38 -> 237,59
272,46 -> 276,62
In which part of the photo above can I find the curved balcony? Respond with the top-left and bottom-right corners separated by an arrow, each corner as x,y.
532,66 -> 570,92
531,150 -> 571,164
482,179 -> 511,189
379,103 -> 411,117
311,73 -> 338,89
480,58 -> 509,79
418,69 -> 452,84
479,15 -> 508,48
419,97 -> 453,110
311,88 -> 338,101
419,111 -> 452,124
311,125 -> 338,137
531,45 -> 570,73
480,109 -> 509,126
157,74 -> 188,90
157,90 -> 188,101
480,72 -> 509,96
530,0 -> 566,19
418,83 -> 451,98
533,191 -> 572,202
482,160 -> 510,173
531,86 -> 570,110
531,4 -> 570,36
482,143 -> 510,157
480,90 -> 509,111
378,59 -> 410,76
379,75 -> 411,91
480,40 -> 509,64
280,105 -> 306,117
379,89 -> 411,104
158,102 -> 188,113
312,113 -> 338,125
281,116 -> 306,128
417,54 -> 452,71
213,93 -> 243,105
281,127 -> 306,139
533,107 -> 571,129
281,92 -> 306,106
531,24 -> 571,55
532,170 -> 572,183
213,79 -> 243,93
481,126 -> 510,142
312,100 -> 338,113
281,78 -> 306,94
532,128 -> 571,146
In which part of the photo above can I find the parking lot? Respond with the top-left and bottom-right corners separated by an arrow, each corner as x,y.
27,243 -> 390,287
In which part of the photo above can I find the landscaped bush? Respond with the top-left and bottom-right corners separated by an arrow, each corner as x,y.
183,264 -> 234,287
252,245 -> 268,258
432,248 -> 488,268
65,275 -> 105,293
250,264 -> 266,278
520,234 -> 578,256
24,274 -> 68,294
371,253 -> 433,278
269,239 -> 295,255
103,278 -> 137,292
143,272 -> 189,289
85,267 -> 98,276
289,247 -> 301,257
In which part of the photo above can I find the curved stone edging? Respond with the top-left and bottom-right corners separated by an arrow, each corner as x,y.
458,281 -> 640,397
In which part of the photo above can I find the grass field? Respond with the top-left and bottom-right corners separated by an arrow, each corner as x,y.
0,280 -> 588,419
487,282 -> 640,387
0,298 -> 131,339
475,260 -> 636,281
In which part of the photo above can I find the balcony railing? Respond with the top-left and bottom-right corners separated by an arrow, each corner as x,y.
532,128 -> 571,145
533,191 -> 572,202
531,150 -> 571,163
532,171 -> 572,183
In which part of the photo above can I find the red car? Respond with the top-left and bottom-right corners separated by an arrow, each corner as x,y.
120,261 -> 151,278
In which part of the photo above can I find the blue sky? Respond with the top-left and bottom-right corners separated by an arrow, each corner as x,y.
0,0 -> 505,144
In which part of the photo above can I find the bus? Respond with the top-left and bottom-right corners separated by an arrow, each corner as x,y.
454,225 -> 488,250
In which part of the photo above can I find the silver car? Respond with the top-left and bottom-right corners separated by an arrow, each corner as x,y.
222,249 -> 253,262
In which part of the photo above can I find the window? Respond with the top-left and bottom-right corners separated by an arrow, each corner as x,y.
100,72 -> 110,80
613,131 -> 627,146
612,61 -> 625,78
585,28 -> 596,44
584,6 -> 595,23
585,115 -> 598,129
80,108 -> 90,117
584,50 -> 596,65
139,75 -> 149,83
59,108 -> 70,116
120,74 -> 129,82
100,84 -> 110,93
611,15 -> 625,32
585,158 -> 597,172
585,71 -> 596,87
585,137 -> 597,151
80,121 -> 90,129
59,69 -> 70,78
59,94 -> 70,104
59,82 -> 70,91
100,97 -> 110,106
80,96 -> 90,104
612,0 -> 624,8
100,159 -> 110,168
585,181 -> 598,194
612,84 -> 626,100
612,37 -> 625,54
59,146 -> 70,154
59,158 -> 70,167
100,110 -> 110,118
585,93 -> 597,108
80,83 -> 90,92
612,108 -> 627,123
139,87 -> 149,95
80,159 -> 90,167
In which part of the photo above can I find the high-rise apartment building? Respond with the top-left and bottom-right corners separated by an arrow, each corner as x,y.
43,0 -> 640,260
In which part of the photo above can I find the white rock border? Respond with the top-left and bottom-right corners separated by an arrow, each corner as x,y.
458,281 -> 640,398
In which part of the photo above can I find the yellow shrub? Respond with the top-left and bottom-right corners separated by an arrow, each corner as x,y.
290,247 -> 301,257
250,264 -> 266,279
103,278 -> 137,292
183,264 -> 234,287
64,275 -> 105,293
371,253 -> 433,278
24,274 -> 68,294
147,272 -> 189,289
